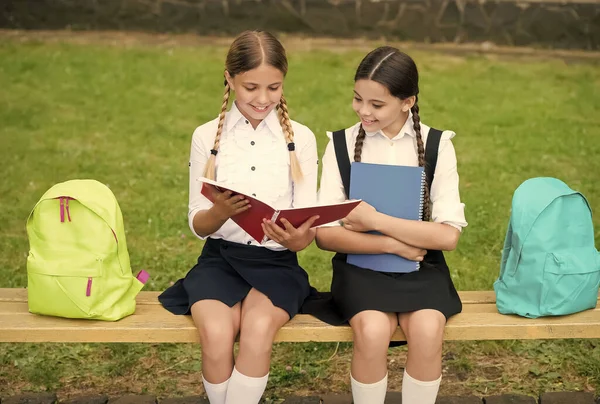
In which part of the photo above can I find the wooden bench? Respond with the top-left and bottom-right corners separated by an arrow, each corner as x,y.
2,288 -> 600,343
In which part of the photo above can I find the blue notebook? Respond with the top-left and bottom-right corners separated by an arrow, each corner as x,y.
347,162 -> 426,273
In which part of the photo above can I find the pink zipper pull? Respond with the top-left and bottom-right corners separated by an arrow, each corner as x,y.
65,198 -> 72,222
86,277 -> 92,297
59,197 -> 65,223
136,270 -> 150,285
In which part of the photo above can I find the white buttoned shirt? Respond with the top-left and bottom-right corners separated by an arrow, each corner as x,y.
188,102 -> 319,250
318,113 -> 468,230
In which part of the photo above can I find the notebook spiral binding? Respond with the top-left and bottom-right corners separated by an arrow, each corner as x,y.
418,170 -> 426,221
416,170 -> 426,270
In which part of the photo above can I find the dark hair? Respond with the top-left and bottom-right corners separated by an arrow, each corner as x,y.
204,30 -> 302,182
353,46 -> 430,221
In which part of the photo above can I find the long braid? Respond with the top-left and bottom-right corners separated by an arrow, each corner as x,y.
411,96 -> 431,221
278,95 -> 303,182
203,83 -> 230,180
353,124 -> 367,162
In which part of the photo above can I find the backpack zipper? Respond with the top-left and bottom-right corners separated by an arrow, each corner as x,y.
58,197 -> 72,223
65,198 -> 72,222
86,277 -> 93,297
59,197 -> 65,222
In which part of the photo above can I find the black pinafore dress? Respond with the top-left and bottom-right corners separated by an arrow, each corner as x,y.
301,128 -> 462,326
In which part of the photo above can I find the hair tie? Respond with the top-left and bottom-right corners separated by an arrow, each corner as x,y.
287,143 -> 295,152
210,149 -> 218,156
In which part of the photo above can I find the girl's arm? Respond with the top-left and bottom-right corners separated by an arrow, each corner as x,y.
373,214 -> 460,251
188,125 -> 250,238
315,226 -> 426,261
342,136 -> 466,251
341,201 -> 459,251
315,136 -> 426,260
192,189 -> 250,237
192,209 -> 226,238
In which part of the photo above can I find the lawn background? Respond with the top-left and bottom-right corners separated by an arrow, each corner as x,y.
1,35 -> 599,400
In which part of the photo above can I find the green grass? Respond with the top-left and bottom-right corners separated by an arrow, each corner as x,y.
0,37 -> 599,400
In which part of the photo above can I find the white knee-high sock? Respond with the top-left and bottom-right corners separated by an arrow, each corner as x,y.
202,375 -> 230,404
401,370 -> 441,404
224,367 -> 269,404
350,373 -> 388,404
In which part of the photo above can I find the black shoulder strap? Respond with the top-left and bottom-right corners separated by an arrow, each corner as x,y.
332,129 -> 351,198
424,128 -> 443,190
334,127 -> 442,199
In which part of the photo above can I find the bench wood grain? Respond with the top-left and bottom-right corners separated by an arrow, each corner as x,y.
2,289 -> 600,343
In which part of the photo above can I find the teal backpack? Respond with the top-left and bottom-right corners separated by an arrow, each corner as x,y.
494,177 -> 600,318
26,179 -> 149,321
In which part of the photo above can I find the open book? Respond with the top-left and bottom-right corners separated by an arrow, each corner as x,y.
197,177 -> 361,244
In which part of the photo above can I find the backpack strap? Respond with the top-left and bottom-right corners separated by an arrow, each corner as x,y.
332,129 -> 351,198
424,128 -> 443,191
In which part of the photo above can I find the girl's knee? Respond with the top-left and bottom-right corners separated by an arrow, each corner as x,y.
351,313 -> 394,352
197,318 -> 238,354
405,312 -> 445,348
239,312 -> 281,354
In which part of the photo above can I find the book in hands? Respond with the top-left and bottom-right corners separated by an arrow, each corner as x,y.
347,162 -> 426,273
197,177 -> 361,244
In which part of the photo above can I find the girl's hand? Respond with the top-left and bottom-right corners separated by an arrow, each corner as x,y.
262,216 -> 320,252
208,186 -> 251,221
385,237 -> 427,261
340,201 -> 379,233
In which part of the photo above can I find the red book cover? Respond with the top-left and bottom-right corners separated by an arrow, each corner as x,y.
198,177 -> 361,243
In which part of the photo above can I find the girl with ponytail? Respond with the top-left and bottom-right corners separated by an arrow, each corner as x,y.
312,47 -> 468,404
159,30 -> 319,404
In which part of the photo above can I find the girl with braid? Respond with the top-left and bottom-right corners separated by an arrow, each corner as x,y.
159,31 -> 319,404
313,46 -> 467,404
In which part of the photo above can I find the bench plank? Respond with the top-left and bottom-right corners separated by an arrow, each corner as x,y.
2,289 -> 600,343
0,289 -> 502,305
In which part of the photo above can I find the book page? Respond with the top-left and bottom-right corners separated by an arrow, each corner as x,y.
274,199 -> 361,230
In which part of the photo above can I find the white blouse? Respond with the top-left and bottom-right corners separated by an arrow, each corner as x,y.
188,102 -> 318,250
318,112 -> 468,230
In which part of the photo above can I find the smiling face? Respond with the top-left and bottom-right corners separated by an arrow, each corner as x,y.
352,47 -> 420,138
353,78 -> 414,138
225,63 -> 284,128
222,31 -> 288,129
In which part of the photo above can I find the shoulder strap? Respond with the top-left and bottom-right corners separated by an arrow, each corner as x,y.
332,129 -> 351,198
424,128 -> 443,190
335,127 -> 442,199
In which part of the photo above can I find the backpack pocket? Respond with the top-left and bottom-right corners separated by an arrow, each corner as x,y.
27,250 -> 105,318
540,249 -> 600,316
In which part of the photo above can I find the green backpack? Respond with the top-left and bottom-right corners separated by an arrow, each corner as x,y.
27,179 -> 148,321
494,177 -> 600,318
